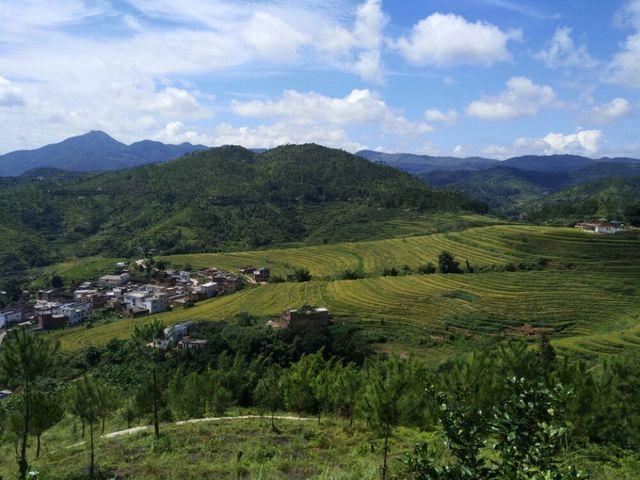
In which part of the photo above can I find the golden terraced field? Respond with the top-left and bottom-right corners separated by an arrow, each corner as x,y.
48,225 -> 640,361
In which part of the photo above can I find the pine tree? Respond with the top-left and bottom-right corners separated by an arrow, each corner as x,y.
0,328 -> 58,480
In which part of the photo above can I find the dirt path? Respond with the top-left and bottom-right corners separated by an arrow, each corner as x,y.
64,414 -> 313,447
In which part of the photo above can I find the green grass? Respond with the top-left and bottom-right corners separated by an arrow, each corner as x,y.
1,413 -> 638,480
0,414 -> 429,480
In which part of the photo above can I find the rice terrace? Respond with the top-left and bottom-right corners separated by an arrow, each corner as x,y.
47,224 -> 640,361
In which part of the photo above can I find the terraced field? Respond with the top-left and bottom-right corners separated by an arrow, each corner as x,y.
161,225 -> 640,278
44,225 -> 640,361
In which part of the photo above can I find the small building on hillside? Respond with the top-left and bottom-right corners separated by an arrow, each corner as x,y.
152,321 -> 196,348
37,311 -> 68,330
0,310 -> 23,329
252,268 -> 270,283
177,337 -> 208,349
99,273 -> 131,288
575,221 -> 625,234
74,289 -> 107,308
36,288 -> 61,302
123,291 -> 168,314
269,306 -> 331,330
194,281 -> 218,299
59,302 -> 91,325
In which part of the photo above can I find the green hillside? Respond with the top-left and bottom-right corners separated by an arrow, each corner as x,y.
0,144 -> 486,273
529,177 -> 640,225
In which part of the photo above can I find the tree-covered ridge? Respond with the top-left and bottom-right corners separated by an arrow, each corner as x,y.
529,176 -> 640,225
0,144 -> 486,273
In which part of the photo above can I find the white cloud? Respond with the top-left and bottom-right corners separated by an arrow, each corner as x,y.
214,122 -> 365,152
231,89 -> 433,135
394,13 -> 521,67
534,27 -> 598,69
155,121 -> 212,145
614,0 -> 640,29
0,76 -> 25,107
515,130 -> 603,156
466,76 -> 557,120
142,87 -> 209,117
605,33 -> 640,88
481,129 -> 604,159
588,98 -> 632,124
0,0 -> 391,152
424,108 -> 458,126
453,145 -> 466,156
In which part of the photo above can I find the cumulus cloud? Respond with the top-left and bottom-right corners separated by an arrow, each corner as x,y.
515,130 -> 603,155
481,130 -> 603,159
588,98 -> 632,124
155,121 -> 213,145
0,0 -> 392,151
534,27 -> 598,69
231,89 -> 432,135
466,76 -> 557,120
214,122 -> 365,152
424,108 -> 458,126
394,13 -> 521,67
0,76 -> 25,107
605,33 -> 640,88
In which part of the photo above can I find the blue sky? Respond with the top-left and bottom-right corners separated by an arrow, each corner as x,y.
1,0 -> 640,158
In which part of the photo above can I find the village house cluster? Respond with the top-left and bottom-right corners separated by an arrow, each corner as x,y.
0,262 -> 270,332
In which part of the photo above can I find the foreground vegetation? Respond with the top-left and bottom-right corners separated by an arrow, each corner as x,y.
3,322 -> 640,479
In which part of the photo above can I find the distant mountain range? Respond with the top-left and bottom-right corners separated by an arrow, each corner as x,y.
0,131 -> 208,176
357,150 -> 640,174
3,133 -> 640,177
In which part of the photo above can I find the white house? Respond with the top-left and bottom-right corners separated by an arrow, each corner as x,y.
123,291 -> 168,314
58,302 -> 91,325
0,310 -> 22,328
195,281 -> 218,298
575,221 -> 625,234
153,321 -> 195,348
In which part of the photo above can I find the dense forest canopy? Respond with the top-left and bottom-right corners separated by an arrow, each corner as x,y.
0,144 -> 486,273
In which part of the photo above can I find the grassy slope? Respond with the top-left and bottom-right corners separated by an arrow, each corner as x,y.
1,413 -> 638,480
48,225 -> 640,361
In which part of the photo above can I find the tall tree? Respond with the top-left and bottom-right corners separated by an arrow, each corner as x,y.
359,357 -> 419,480
254,365 -> 283,431
131,319 -> 166,439
30,390 -> 64,458
67,376 -> 103,479
0,328 -> 58,479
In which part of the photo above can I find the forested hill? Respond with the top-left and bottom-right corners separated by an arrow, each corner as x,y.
528,176 -> 640,225
0,144 -> 486,272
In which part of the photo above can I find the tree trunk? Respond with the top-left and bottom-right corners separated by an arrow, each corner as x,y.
89,421 -> 95,480
152,366 -> 160,439
36,435 -> 41,459
101,417 -> 105,435
19,379 -> 29,480
381,429 -> 390,480
271,411 -> 276,431
81,419 -> 85,438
